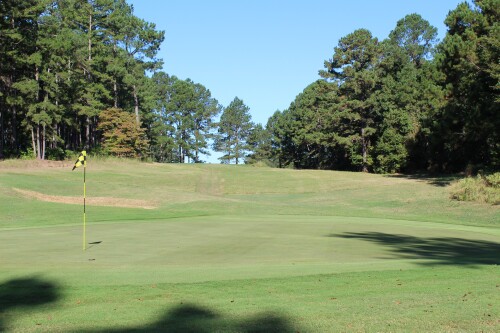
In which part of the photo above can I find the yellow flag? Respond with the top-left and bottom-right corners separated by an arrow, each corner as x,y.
72,151 -> 87,170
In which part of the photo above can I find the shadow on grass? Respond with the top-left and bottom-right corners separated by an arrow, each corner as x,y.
0,277 -> 59,331
332,232 -> 500,267
86,241 -> 102,250
0,279 -> 298,332
385,174 -> 461,187
77,303 -> 296,333
84,303 -> 296,333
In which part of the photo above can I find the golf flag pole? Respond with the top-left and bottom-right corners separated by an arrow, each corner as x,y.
72,151 -> 87,250
83,157 -> 86,250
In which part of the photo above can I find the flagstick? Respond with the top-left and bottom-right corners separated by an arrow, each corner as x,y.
83,163 -> 86,251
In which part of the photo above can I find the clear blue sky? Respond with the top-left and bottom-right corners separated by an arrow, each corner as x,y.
128,0 -> 464,162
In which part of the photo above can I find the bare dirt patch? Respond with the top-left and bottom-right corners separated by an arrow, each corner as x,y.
13,188 -> 157,209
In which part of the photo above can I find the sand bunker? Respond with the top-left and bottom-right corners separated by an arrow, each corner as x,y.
13,188 -> 157,209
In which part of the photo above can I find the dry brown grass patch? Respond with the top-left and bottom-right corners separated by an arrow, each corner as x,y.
13,188 -> 157,209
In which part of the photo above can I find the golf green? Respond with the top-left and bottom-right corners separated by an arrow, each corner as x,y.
2,215 -> 499,285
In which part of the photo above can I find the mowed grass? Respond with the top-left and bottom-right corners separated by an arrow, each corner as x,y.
0,159 -> 499,332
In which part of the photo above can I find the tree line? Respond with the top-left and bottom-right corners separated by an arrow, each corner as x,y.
1,0 -> 164,160
1,0 -> 498,172
0,0 -> 255,164
252,0 -> 498,173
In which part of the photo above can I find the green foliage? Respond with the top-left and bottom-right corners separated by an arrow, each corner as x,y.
276,80 -> 354,169
320,29 -> 381,172
213,97 -> 253,164
433,0 -> 500,171
19,148 -> 35,160
151,74 -> 221,163
2,0 -> 498,172
388,13 -> 438,66
0,0 -> 164,160
268,16 -> 441,173
485,173 -> 500,188
374,127 -> 408,173
450,173 -> 500,204
245,123 -> 274,165
262,5 -> 496,175
44,147 -> 66,161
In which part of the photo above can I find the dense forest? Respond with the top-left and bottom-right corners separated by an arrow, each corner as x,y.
1,0 -> 498,172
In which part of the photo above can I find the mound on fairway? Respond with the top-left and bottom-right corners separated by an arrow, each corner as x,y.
0,160 -> 498,332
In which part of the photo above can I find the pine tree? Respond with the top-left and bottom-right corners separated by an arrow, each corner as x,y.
388,13 -> 438,67
371,14 -> 442,173
149,72 -> 177,162
246,123 -> 272,165
191,83 -> 221,162
274,80 -> 344,169
434,0 -> 499,171
0,0 -> 44,158
0,0 -> 164,160
320,29 -> 381,172
214,97 -> 253,164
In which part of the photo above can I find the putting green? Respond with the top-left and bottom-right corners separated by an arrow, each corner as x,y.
2,215 -> 498,285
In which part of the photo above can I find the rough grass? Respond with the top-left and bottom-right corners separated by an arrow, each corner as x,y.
450,173 -> 500,205
0,159 -> 499,332
1,159 -> 498,229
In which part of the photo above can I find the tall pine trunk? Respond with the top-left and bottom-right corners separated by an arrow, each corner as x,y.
31,127 -> 36,159
0,108 -> 4,159
36,125 -> 41,159
93,116 -> 97,147
113,44 -> 119,108
133,84 -> 139,123
86,11 -> 92,149
88,13 -> 92,63
53,123 -> 58,149
361,127 -> 368,172
114,80 -> 118,108
12,104 -> 18,154
42,123 -> 46,160
235,136 -> 239,165
86,117 -> 90,147
34,64 -> 41,159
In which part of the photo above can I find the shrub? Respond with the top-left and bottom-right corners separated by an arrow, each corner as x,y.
20,149 -> 34,160
97,108 -> 149,159
373,128 -> 408,174
45,147 -> 66,160
450,173 -> 500,205
485,173 -> 500,188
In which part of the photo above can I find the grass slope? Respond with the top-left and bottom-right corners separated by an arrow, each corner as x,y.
0,159 -> 498,332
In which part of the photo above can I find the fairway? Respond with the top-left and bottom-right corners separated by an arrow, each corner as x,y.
0,160 -> 499,332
